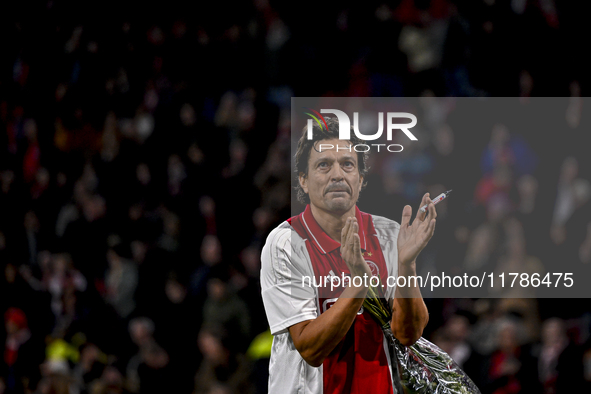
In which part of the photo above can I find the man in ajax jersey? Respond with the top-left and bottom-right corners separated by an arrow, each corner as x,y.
260,117 -> 436,393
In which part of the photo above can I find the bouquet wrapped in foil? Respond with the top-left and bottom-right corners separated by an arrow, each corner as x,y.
363,281 -> 481,394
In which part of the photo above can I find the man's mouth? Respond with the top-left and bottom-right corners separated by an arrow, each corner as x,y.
326,187 -> 350,195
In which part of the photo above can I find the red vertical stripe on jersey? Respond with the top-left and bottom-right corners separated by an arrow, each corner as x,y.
289,205 -> 394,394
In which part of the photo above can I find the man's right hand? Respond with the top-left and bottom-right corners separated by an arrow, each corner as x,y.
340,217 -> 372,279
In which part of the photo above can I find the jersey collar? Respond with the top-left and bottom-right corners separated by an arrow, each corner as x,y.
301,204 -> 368,255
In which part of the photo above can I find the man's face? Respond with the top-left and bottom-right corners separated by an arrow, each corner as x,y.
299,138 -> 363,214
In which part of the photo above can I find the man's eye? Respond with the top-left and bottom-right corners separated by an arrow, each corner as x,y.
343,161 -> 354,167
318,162 -> 328,168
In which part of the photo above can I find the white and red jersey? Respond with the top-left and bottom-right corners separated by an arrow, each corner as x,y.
261,205 -> 400,394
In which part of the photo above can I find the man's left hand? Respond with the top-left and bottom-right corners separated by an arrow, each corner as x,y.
397,193 -> 437,266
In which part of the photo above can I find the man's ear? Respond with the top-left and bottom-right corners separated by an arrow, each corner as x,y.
358,176 -> 364,192
298,172 -> 308,194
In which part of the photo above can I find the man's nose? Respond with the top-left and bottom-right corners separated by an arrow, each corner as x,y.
329,164 -> 345,181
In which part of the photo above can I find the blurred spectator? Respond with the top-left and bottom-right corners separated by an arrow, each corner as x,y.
480,124 -> 537,178
71,343 -> 108,393
491,218 -> 544,298
126,318 -> 170,394
45,253 -> 87,319
156,209 -> 180,253
481,319 -> 540,394
190,235 -> 222,302
463,223 -> 499,273
535,318 -> 585,393
551,157 -> 590,245
87,366 -> 129,394
105,245 -> 138,319
515,174 -> 543,252
202,271 -> 251,353
433,314 -> 474,369
194,328 -> 251,394
199,196 -> 217,236
536,318 -> 567,392
1,308 -> 43,393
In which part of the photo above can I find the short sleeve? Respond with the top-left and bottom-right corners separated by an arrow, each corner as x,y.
260,224 -> 318,335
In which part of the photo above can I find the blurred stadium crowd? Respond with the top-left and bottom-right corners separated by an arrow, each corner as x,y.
1,0 -> 591,393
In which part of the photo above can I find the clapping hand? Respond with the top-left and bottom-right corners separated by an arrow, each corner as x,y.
340,217 -> 372,278
397,193 -> 437,266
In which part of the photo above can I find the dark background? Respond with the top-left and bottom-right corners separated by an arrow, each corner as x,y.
1,0 -> 591,393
